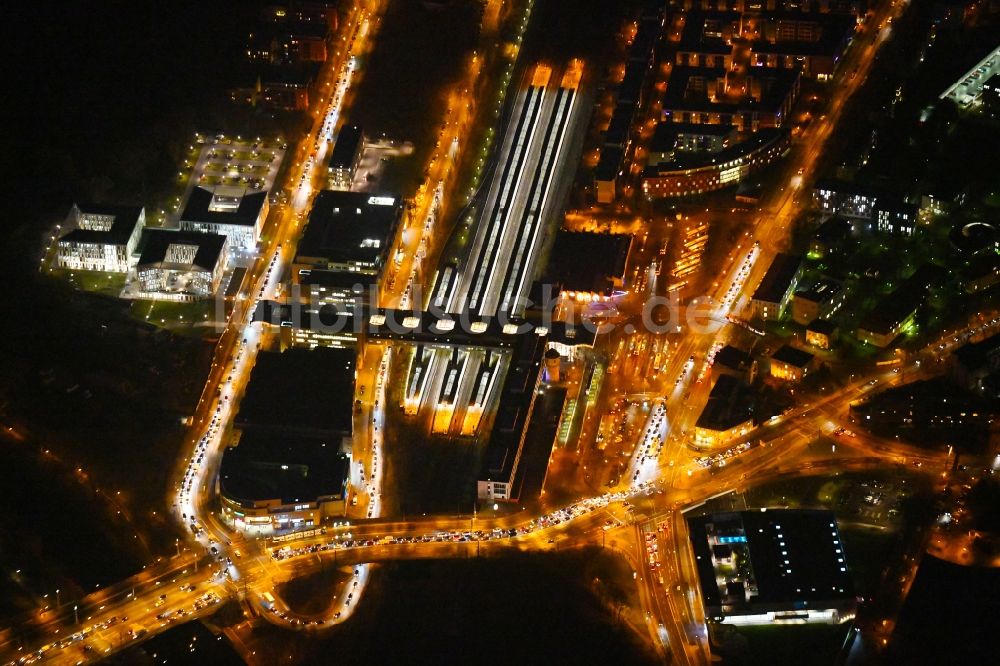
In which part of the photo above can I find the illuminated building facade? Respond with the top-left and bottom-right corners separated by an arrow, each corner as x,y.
136,229 -> 229,300
179,185 -> 269,251
642,128 -> 790,198
56,204 -> 146,273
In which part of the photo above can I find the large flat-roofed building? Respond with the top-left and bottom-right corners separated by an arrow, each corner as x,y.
56,204 -> 146,272
328,125 -> 364,190
179,185 -> 269,251
292,191 -> 403,305
545,231 -> 634,302
940,43 -> 1000,108
222,346 -> 356,531
219,433 -> 349,531
749,252 -> 802,320
136,229 -> 229,300
688,509 -> 856,625
234,347 -> 355,439
694,374 -> 754,447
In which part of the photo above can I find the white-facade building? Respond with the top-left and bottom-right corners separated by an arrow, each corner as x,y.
56,204 -> 145,272
179,186 -> 268,251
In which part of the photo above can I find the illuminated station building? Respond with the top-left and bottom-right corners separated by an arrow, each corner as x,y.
219,347 -> 355,532
688,509 -> 857,625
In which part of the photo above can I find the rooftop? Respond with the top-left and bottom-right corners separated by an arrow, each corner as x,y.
181,186 -> 268,227
329,125 -> 363,170
696,374 -> 753,432
714,345 -> 750,372
771,344 -> 815,368
136,229 -> 227,272
60,203 -> 143,246
751,252 -> 802,304
235,347 -> 355,437
296,190 -> 403,270
545,231 -> 633,295
688,509 -> 856,614
807,318 -> 839,335
794,278 -> 842,304
220,431 -> 349,506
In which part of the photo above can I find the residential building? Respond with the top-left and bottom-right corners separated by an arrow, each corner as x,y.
642,128 -> 791,198
136,230 -> 229,300
874,199 -> 918,236
749,252 -> 802,320
694,374 -> 755,447
179,186 -> 269,251
809,216 -> 852,257
56,204 -> 146,273
647,122 -> 736,166
661,67 -> 801,132
714,345 -> 753,381
806,318 -> 839,350
791,278 -> 844,325
750,11 -> 856,79
770,345 -> 817,381
856,267 -> 939,348
688,509 -> 857,625
328,125 -> 364,190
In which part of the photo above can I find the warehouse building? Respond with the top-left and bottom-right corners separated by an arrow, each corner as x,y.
688,509 -> 857,625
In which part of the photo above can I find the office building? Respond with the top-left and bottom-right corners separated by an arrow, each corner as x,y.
136,229 -> 229,300
56,204 -> 145,273
874,200 -> 918,236
328,125 -> 364,190
749,252 -> 802,320
812,178 -> 879,220
292,191 -> 403,305
179,185 -> 269,251
688,509 -> 857,625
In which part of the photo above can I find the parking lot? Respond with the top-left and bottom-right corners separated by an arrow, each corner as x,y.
171,134 -> 286,224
